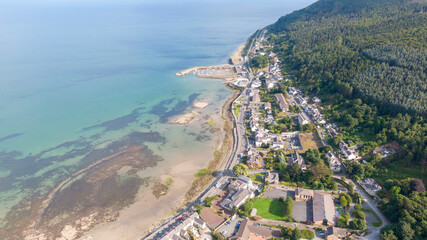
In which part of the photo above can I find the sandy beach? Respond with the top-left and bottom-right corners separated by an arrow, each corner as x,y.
231,43 -> 246,60
193,101 -> 208,109
76,45 -> 244,240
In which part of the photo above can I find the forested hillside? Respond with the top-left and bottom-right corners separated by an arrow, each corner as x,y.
268,0 -> 426,163
267,0 -> 427,239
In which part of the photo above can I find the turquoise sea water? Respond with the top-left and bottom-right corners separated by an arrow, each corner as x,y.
0,0 -> 314,229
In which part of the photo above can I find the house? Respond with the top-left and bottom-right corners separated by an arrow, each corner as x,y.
255,136 -> 270,148
252,79 -> 262,88
264,102 -> 271,110
221,189 -> 253,211
266,171 -> 279,185
271,141 -> 284,150
230,219 -> 282,240
160,212 -> 207,240
288,151 -> 307,170
295,96 -> 307,105
360,178 -> 382,196
373,146 -> 391,158
252,91 -> 261,103
339,141 -> 357,160
326,151 -> 341,172
313,193 -> 335,226
275,93 -> 289,112
297,113 -> 310,126
247,148 -> 262,169
287,87 -> 298,95
295,188 -> 314,200
221,176 -> 256,211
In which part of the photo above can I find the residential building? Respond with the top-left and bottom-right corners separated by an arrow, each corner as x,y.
266,171 -> 279,185
287,87 -> 298,95
326,151 -> 341,172
275,93 -> 289,112
339,141 -> 357,160
160,212 -> 206,240
313,97 -> 321,103
360,178 -> 382,196
263,102 -> 271,110
297,113 -> 309,126
288,151 -> 307,170
230,219 -> 282,240
221,176 -> 256,211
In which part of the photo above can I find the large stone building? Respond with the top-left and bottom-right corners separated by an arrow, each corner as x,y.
313,192 -> 335,226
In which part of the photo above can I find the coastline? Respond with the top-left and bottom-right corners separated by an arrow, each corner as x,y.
79,44 -> 246,240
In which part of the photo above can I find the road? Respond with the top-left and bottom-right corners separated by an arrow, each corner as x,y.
142,27 -> 262,240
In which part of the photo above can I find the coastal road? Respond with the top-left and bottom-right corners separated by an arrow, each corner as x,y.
143,27 -> 260,240
142,88 -> 244,240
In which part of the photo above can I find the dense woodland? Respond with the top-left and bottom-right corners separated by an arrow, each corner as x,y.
267,0 -> 427,239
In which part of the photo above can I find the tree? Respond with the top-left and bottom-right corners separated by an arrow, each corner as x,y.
331,181 -> 338,191
241,201 -> 253,212
231,206 -> 238,215
352,204 -> 366,220
409,178 -> 425,193
284,197 -> 294,218
291,228 -> 302,240
381,229 -> 398,240
396,221 -> 415,240
390,186 -> 401,196
308,161 -> 331,182
233,163 -> 249,176
349,219 -> 367,230
194,204 -> 204,214
339,193 -> 352,206
340,196 -> 348,208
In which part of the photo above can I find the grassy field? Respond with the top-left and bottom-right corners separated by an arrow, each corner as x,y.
300,132 -> 323,151
233,103 -> 242,117
374,160 -> 427,185
249,173 -> 266,184
253,198 -> 286,221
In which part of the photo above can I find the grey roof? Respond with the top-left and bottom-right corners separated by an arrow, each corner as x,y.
313,193 -> 335,224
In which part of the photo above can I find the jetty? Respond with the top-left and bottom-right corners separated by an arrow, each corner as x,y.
176,64 -> 235,80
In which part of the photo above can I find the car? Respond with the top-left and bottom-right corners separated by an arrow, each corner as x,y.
221,231 -> 227,235
225,221 -> 230,226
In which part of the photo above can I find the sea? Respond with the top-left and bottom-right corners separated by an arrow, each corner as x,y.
0,0 -> 314,237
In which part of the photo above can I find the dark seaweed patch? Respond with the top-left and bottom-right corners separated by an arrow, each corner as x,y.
0,133 -> 22,143
149,93 -> 201,123
82,107 -> 145,132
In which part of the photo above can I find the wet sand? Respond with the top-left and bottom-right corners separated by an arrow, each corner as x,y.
231,43 -> 246,60
80,85 -> 237,240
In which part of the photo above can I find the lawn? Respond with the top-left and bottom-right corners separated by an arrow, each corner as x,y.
249,173 -> 266,184
300,132 -> 323,151
233,104 -> 242,117
253,198 -> 286,221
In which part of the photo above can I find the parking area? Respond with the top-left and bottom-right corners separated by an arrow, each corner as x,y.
262,189 -> 295,200
216,217 -> 243,238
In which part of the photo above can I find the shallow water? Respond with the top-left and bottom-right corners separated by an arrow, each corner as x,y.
0,0 -> 315,236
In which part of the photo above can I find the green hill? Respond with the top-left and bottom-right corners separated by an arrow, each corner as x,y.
269,0 -> 427,115
266,1 -> 427,239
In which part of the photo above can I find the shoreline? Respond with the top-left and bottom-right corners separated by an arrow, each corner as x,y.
139,44 -> 246,239
75,43 -> 246,240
